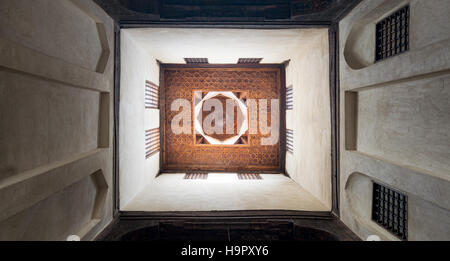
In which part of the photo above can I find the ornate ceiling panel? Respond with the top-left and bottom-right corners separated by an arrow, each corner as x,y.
162,67 -> 281,172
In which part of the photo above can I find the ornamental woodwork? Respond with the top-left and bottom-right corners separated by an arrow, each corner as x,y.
162,67 -> 281,171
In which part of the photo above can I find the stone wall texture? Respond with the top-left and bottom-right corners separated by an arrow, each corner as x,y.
339,0 -> 450,241
0,0 -> 115,240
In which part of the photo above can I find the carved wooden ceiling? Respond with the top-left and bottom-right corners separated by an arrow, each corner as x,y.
162,66 -> 282,172
93,0 -> 363,25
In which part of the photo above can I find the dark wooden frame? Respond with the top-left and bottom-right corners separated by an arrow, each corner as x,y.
329,23 -> 340,216
113,23 -> 121,218
111,22 -> 344,220
95,209 -> 361,241
120,210 -> 333,220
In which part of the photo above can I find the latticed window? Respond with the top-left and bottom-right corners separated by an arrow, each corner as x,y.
375,5 -> 409,62
184,58 -> 209,64
372,182 -> 408,240
238,58 -> 263,64
145,81 -> 159,109
145,128 -> 160,158
286,129 -> 293,154
286,85 -> 293,110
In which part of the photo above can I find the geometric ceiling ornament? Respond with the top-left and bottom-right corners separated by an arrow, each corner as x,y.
194,91 -> 249,146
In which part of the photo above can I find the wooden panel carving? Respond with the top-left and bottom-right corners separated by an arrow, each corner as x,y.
162,67 -> 281,172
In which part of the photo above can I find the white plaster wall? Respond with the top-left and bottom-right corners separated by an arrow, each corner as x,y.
120,30 -> 160,209
285,29 -> 332,210
124,28 -> 325,64
124,28 -> 331,212
0,0 -> 114,240
340,0 -> 450,240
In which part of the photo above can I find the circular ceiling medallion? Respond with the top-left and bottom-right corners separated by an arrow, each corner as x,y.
194,91 -> 248,145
